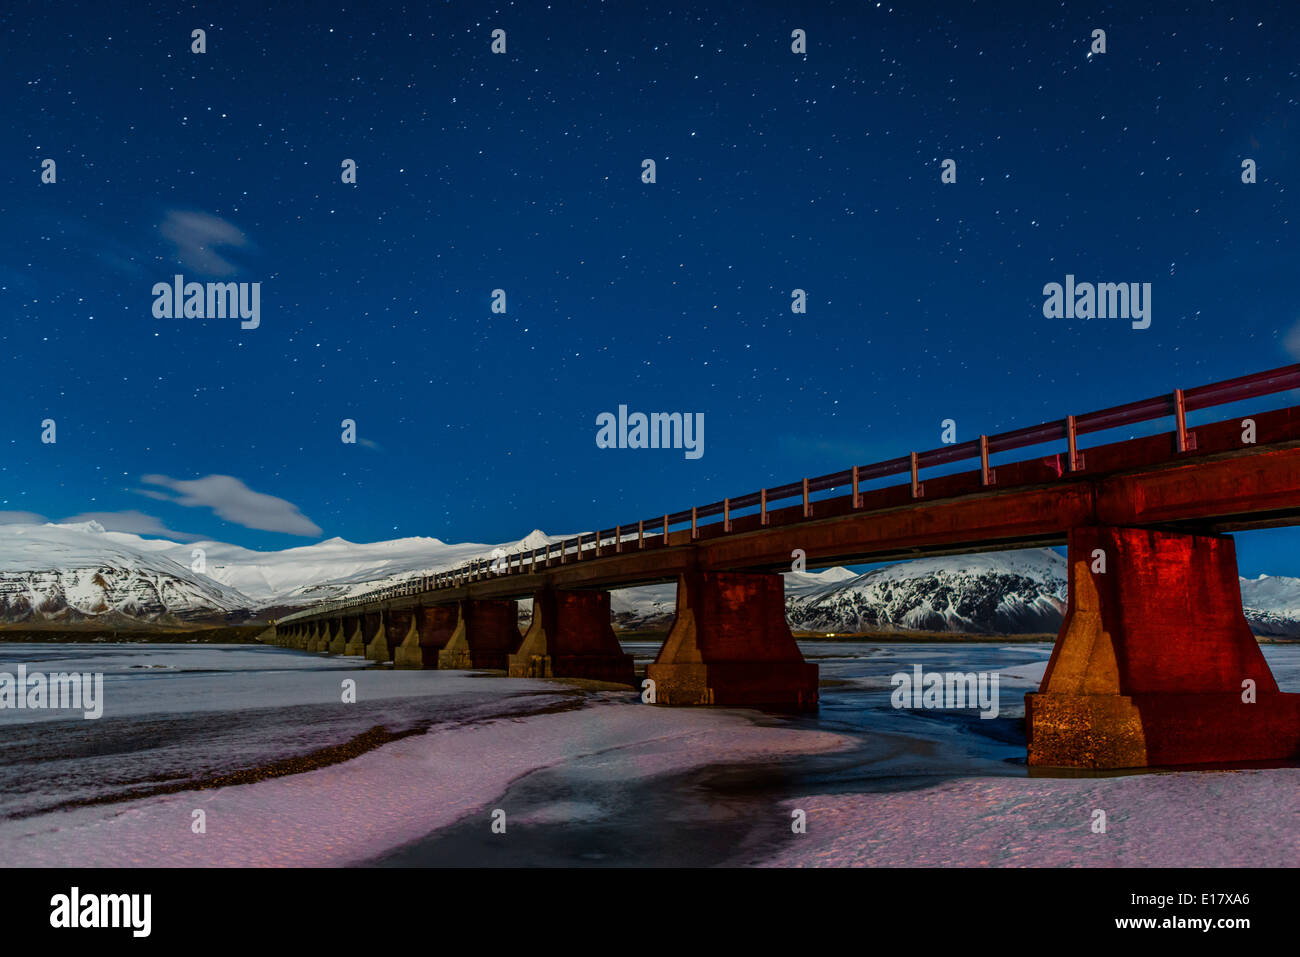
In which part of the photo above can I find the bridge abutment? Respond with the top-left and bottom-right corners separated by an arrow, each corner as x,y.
437,599 -> 523,669
646,571 -> 818,711
1026,525 -> 1300,768
508,588 -> 635,685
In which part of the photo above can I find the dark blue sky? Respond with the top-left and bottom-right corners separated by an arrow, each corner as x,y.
1,0 -> 1297,576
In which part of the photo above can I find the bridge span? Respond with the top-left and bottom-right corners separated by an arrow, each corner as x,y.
269,364 -> 1300,769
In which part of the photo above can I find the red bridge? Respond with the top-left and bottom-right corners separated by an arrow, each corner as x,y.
271,364 -> 1300,770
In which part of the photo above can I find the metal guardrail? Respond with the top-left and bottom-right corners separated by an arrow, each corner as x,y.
279,363 -> 1300,623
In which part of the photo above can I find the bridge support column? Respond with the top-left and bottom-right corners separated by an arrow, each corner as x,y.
508,589 -> 635,685
311,622 -> 332,652
437,600 -> 523,670
323,624 -> 345,655
646,572 -> 818,711
395,605 -> 459,669
363,612 -> 390,663
342,617 -> 366,656
1027,525 -> 1300,768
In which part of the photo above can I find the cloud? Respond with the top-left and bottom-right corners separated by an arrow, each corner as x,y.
159,210 -> 252,277
358,437 -> 384,451
0,511 -> 47,525
59,510 -> 202,541
1284,321 -> 1300,359
139,474 -> 322,537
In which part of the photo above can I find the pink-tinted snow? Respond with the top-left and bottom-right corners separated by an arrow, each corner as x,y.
760,770 -> 1300,867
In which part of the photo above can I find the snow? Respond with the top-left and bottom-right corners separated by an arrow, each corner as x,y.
0,521 -> 576,619
0,522 -> 252,618
1240,573 -> 1300,617
759,770 -> 1300,867
789,548 -> 1068,634
0,691 -> 853,867
2,642 -> 1294,867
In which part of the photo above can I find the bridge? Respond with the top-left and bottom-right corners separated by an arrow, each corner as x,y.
268,364 -> 1300,770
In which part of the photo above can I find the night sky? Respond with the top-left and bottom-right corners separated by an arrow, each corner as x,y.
2,0 -> 1297,576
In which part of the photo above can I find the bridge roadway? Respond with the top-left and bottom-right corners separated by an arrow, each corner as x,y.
270,365 -> 1300,769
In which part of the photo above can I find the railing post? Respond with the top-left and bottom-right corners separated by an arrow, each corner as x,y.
560,540 -> 567,565
852,465 -> 861,509
910,452 -> 924,498
1174,388 -> 1196,452
979,434 -> 994,486
638,520 -> 645,549
802,477 -> 812,518
1066,415 -> 1082,471
662,514 -> 669,545
723,498 -> 732,532
760,488 -> 769,526
615,524 -> 622,553
691,506 -> 698,540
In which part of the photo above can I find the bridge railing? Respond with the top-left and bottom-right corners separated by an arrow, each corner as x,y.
277,362 -> 1300,624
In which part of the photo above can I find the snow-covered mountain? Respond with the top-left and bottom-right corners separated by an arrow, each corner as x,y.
133,528 -> 560,607
0,521 -> 564,625
1,521 -> 1298,637
606,566 -> 859,629
786,549 -> 1068,635
0,522 -> 254,623
1240,574 -> 1300,636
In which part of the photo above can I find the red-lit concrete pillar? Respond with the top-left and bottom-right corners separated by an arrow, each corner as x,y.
508,588 -> 635,685
395,604 -> 459,669
438,599 -> 523,669
646,571 -> 818,711
1027,525 -> 1300,768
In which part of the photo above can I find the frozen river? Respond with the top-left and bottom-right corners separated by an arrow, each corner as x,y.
0,641 -> 1296,866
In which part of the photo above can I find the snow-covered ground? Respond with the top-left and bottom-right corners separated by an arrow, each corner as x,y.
0,641 -> 1295,867
758,769 -> 1300,867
